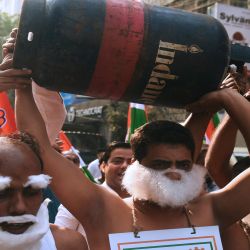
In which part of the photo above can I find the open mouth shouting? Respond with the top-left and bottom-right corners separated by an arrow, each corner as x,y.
0,221 -> 34,234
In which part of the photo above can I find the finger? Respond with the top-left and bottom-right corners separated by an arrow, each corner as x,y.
225,82 -> 235,87
0,59 -> 13,70
222,77 -> 234,85
0,77 -> 32,85
10,28 -> 18,38
2,48 -> 8,58
224,73 -> 231,80
57,141 -> 64,146
224,83 -> 239,91
2,43 -> 14,53
5,37 -> 15,44
0,83 -> 30,91
243,90 -> 250,99
0,68 -> 32,77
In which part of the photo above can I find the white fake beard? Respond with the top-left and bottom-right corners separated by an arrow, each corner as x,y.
122,161 -> 207,208
0,201 -> 50,250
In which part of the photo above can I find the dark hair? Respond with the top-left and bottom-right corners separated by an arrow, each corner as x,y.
2,131 -> 44,170
130,120 -> 195,162
232,156 -> 250,178
102,141 -> 131,163
97,148 -> 106,154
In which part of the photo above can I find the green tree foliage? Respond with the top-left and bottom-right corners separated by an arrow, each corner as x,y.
103,101 -> 129,142
0,11 -> 19,61
147,106 -> 187,122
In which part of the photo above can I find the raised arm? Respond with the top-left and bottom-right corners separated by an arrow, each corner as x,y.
183,112 -> 211,162
188,88 -> 250,226
205,114 -> 238,187
204,73 -> 249,188
15,85 -> 109,227
32,82 -> 66,144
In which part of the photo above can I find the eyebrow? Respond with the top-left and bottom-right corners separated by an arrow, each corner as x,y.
110,157 -> 126,160
24,174 -> 52,189
176,160 -> 192,164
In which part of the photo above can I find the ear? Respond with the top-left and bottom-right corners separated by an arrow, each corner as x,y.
131,157 -> 136,164
99,162 -> 106,173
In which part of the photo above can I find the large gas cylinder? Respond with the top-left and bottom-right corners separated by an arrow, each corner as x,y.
14,0 -> 230,107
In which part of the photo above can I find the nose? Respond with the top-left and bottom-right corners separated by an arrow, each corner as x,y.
9,192 -> 27,215
120,159 -> 131,170
164,171 -> 181,181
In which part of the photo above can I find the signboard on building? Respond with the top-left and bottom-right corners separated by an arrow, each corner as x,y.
208,3 -> 250,47
66,106 -> 104,123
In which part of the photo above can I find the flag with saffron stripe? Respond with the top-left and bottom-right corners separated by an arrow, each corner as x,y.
125,103 -> 147,142
205,113 -> 220,144
58,130 -> 96,182
0,91 -> 16,135
59,130 -> 85,166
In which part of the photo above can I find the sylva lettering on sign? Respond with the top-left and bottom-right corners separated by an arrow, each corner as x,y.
220,12 -> 250,25
139,41 -> 203,104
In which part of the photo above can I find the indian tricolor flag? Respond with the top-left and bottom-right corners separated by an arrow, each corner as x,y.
59,130 -> 85,167
0,91 -> 16,135
125,103 -> 147,142
59,130 -> 96,182
205,113 -> 220,144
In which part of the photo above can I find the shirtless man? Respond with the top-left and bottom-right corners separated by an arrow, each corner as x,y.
0,132 -> 88,250
13,70 -> 250,249
0,30 -> 88,250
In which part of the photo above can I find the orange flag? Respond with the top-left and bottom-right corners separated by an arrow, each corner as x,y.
59,130 -> 72,152
0,92 -> 16,135
59,130 -> 86,167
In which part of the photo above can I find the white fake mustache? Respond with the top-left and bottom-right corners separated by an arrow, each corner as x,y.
0,214 -> 37,224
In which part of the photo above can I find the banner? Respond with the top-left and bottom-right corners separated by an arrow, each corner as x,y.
0,91 -> 16,135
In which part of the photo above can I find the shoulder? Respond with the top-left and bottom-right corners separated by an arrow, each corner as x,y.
50,224 -> 88,250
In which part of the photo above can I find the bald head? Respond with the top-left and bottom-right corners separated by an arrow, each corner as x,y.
0,133 -> 44,225
0,132 -> 43,175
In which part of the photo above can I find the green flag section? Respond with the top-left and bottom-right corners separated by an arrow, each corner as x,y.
125,103 -> 147,142
81,167 -> 97,183
205,113 -> 220,144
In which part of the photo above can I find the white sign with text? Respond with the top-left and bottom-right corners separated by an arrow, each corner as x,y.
109,226 -> 223,250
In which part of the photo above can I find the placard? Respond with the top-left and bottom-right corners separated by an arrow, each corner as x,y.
109,226 -> 223,250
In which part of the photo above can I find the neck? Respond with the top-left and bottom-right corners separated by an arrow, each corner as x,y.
107,182 -> 130,198
133,198 -> 184,214
116,188 -> 130,199
131,198 -> 187,238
